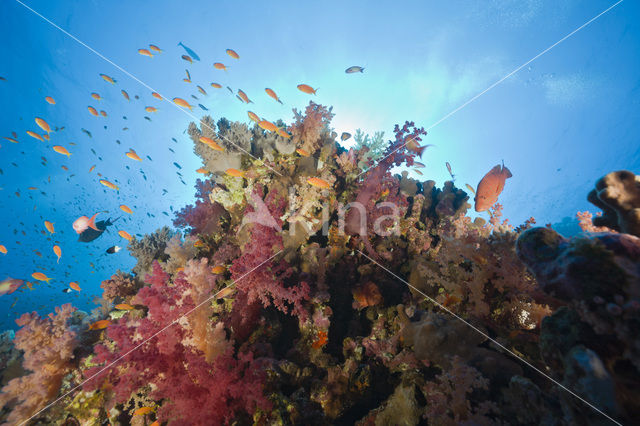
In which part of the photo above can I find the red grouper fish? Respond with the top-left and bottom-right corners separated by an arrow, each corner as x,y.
474,162 -> 512,212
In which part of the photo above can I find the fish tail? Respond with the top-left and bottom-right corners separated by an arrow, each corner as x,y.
416,145 -> 426,157
278,99 -> 283,104
361,68 -> 365,72
88,212 -> 100,231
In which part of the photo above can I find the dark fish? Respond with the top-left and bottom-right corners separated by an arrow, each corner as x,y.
0,76 -> 6,81
172,137 -> 177,143
198,104 -> 208,111
144,116 -> 151,121
226,86 -> 233,94
146,155 -> 152,161
81,128 -> 92,138
191,95 -> 199,100
77,217 -> 118,243
169,148 -> 175,153
173,162 -> 182,169
341,132 -> 351,141
106,245 -> 121,254
62,288 -> 72,293
178,42 -> 200,61
345,66 -> 364,73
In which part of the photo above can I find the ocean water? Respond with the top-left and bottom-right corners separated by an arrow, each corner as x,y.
0,0 -> 638,424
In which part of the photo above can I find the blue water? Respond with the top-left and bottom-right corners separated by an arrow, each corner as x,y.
0,0 -> 638,330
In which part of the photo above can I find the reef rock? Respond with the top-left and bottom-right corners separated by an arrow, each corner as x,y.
587,170 -> 640,237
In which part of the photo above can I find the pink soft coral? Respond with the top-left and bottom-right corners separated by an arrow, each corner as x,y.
174,179 -> 226,235
0,304 -> 77,424
84,262 -> 270,425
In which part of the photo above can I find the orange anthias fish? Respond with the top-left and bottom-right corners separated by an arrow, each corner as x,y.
307,177 -> 331,189
53,245 -> 62,263
149,44 -> 162,52
213,62 -> 227,71
45,96 -> 56,104
99,179 -> 120,190
237,89 -> 251,104
120,204 -> 133,214
100,110 -> 107,117
26,130 -> 44,141
88,165 -> 96,173
265,88 -> 283,104
73,213 -> 100,234
181,54 -> 193,63
216,286 -> 236,299
119,230 -> 133,241
247,111 -> 260,123
226,168 -> 244,178
297,84 -> 317,95
0,245 -> 7,254
121,90 -> 130,100
199,136 -> 224,151
277,128 -> 291,139
69,281 -> 81,291
196,168 -> 208,174
405,137 -> 432,157
88,106 -> 99,116
44,220 -> 55,234
210,82 -> 222,89
173,97 -> 193,110
53,146 -> 71,157
126,149 -> 142,161
3,136 -> 19,143
226,49 -> 239,59
474,162 -> 512,212
133,406 -> 155,416
35,117 -> 51,133
138,48 -> 153,57
115,303 -> 134,311
257,120 -> 277,132
152,92 -> 163,100
211,265 -> 226,274
296,148 -> 310,157
91,93 -> 102,100
0,278 -> 23,296
100,74 -> 116,84
31,272 -> 52,282
197,85 -> 207,95
88,319 -> 110,330
145,106 -> 158,113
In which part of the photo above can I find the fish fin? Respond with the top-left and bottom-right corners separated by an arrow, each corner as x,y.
416,145 -> 426,157
361,68 -> 365,72
489,164 -> 502,174
502,166 -> 513,178
88,213 -> 100,231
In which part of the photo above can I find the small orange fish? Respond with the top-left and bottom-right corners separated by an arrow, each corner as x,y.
31,272 -> 52,282
133,406 -> 154,416
150,422 -> 160,426
307,177 -> 331,189
414,161 -> 425,168
276,128 -> 291,139
237,89 -> 251,104
44,220 -> 55,234
26,130 -> 44,141
173,97 -> 193,110
42,134 -> 50,141
99,179 -> 120,190
197,85 -> 207,95
199,136 -> 224,151
88,319 -> 110,330
257,120 -> 277,132
405,137 -> 432,157
61,165 -> 69,171
45,96 -> 56,104
138,48 -> 153,57
121,90 -> 130,100
312,330 -> 328,349
414,169 -> 423,176
145,106 -> 157,113
69,281 -> 81,292
149,44 -> 162,52
465,184 -> 476,195
88,106 -> 99,116
226,49 -> 239,59
100,74 -> 116,84
216,286 -> 236,299
91,92 -> 102,100
442,293 -> 461,308
99,110 -> 107,117
196,168 -> 208,174
126,149 -> 142,161
53,146 -> 71,157
119,230 -> 133,241
210,82 -> 222,89
211,265 -> 226,274
225,168 -> 244,178
247,111 -> 260,123
120,204 -> 133,214
297,84 -> 317,95
265,88 -> 283,104
213,62 -> 227,71
2,136 -> 18,143
181,54 -> 193,63
88,165 -> 96,173
296,148 -> 310,157
53,245 -> 62,263
115,303 -> 134,311
152,92 -> 163,100
35,117 -> 51,133
0,245 -> 6,254
474,163 -> 512,212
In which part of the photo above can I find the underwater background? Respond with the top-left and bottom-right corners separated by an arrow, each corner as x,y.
0,0 -> 639,425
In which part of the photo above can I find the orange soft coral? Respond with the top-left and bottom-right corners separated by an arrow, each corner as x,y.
289,102 -> 334,155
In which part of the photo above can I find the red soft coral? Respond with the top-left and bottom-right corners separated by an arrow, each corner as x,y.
84,262 -> 270,425
174,179 -> 226,235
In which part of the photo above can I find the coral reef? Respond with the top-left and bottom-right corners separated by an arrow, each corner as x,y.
2,103 -> 638,425
587,170 -> 640,236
